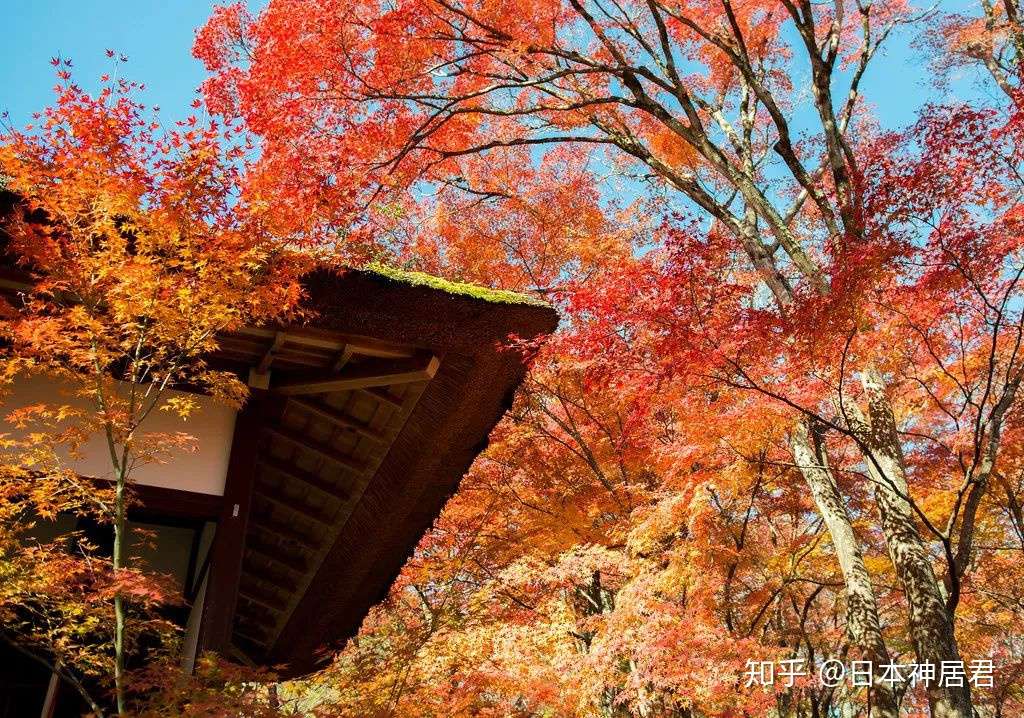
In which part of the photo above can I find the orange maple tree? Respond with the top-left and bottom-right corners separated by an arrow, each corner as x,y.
3,0 -> 1024,715
0,60 -> 303,715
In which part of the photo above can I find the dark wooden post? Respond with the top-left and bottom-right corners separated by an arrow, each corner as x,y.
38,671 -> 60,718
197,396 -> 271,655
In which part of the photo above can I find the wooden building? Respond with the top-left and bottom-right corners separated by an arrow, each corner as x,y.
0,194 -> 558,714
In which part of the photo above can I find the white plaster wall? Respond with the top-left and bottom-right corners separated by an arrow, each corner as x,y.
1,374 -> 237,496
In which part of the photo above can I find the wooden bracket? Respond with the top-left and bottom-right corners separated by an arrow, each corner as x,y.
272,352 -> 440,396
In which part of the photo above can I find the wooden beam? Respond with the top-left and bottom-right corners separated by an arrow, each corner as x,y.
249,516 -> 319,549
257,331 -> 287,373
217,335 -> 269,354
199,398 -> 278,655
272,353 -> 440,396
40,671 -> 60,718
332,344 -> 354,371
121,482 -> 223,521
239,589 -> 286,616
236,601 -> 278,626
233,619 -> 272,646
359,386 -> 406,408
233,326 -> 416,359
248,368 -> 271,390
265,424 -> 365,473
259,455 -> 350,499
288,398 -> 388,443
243,556 -> 300,588
248,332 -> 285,389
253,484 -> 334,526
233,632 -> 269,653
239,579 -> 289,613
246,540 -> 307,574
229,645 -> 258,667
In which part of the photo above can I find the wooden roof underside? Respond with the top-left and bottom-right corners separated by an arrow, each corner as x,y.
0,191 -> 560,675
211,270 -> 559,674
215,329 -> 438,661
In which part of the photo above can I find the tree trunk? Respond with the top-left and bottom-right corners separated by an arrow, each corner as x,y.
857,367 -> 972,718
113,466 -> 127,717
792,421 -> 900,718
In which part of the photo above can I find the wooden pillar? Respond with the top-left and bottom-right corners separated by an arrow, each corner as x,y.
197,396 -> 272,655
38,671 -> 60,718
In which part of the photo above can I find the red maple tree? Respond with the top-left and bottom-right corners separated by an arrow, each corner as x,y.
192,1 -> 1024,716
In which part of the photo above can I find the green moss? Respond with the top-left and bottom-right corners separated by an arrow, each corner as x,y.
364,262 -> 551,308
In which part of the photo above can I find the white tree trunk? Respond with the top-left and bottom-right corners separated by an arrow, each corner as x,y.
792,421 -> 899,718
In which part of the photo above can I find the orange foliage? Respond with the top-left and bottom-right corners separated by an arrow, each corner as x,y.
192,2 -> 1024,716
0,61 -> 303,715
6,0 -> 1024,716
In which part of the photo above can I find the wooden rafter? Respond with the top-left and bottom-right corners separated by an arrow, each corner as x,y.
234,625 -> 271,647
332,344 -> 354,371
239,589 -> 286,616
265,424 -> 365,472
272,353 -> 440,396
239,581 -> 288,612
232,635 -> 267,656
249,517 -> 319,549
257,331 -> 287,373
247,540 -> 308,574
243,556 -> 300,588
234,611 -> 273,637
259,455 -> 350,499
233,326 -> 416,359
253,485 -> 333,526
288,398 -> 388,443
358,386 -> 406,408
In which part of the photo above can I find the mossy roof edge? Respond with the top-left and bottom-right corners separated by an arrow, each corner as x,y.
362,262 -> 552,309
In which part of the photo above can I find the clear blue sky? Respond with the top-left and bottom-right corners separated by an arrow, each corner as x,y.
1,1 -> 215,127
0,2 -> 984,135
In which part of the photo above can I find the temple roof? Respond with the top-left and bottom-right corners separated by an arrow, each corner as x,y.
0,189 -> 559,674
212,266 -> 557,672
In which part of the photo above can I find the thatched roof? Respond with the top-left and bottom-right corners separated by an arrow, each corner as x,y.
211,267 -> 557,673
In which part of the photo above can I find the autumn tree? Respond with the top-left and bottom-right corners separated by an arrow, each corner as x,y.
0,60 -> 302,715
189,1 -> 1024,716
929,0 -> 1024,100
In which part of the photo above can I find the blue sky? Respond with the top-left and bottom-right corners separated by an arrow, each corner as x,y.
1,2 -> 986,136
2,1 -> 214,126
